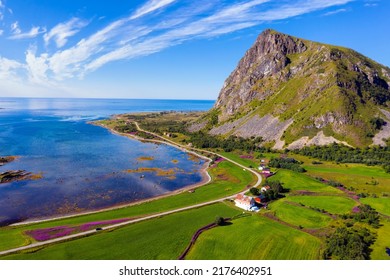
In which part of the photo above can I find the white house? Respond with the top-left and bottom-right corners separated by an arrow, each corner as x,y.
234,194 -> 256,211
261,186 -> 271,192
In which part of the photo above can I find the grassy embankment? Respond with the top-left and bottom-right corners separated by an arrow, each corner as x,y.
2,203 -> 240,260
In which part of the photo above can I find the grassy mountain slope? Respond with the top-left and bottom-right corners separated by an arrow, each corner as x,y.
195,29 -> 390,148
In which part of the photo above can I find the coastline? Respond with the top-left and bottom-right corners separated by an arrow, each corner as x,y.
13,120 -> 212,226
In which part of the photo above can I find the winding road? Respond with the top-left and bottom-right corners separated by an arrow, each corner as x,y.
0,121 -> 262,257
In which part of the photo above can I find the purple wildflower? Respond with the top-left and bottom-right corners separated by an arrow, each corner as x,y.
352,206 -> 361,213
26,218 -> 130,241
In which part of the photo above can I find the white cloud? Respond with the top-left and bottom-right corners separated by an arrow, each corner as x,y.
323,8 -> 348,16
44,17 -> 89,48
0,29 -> 3,36
253,0 -> 354,21
47,18 -> 132,80
9,26 -> 46,39
1,0 -> 357,89
11,21 -> 21,34
25,48 -> 50,85
0,56 -> 24,80
364,3 -> 378,7
130,0 -> 177,20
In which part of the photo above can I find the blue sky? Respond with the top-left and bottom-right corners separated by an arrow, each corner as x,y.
0,0 -> 388,100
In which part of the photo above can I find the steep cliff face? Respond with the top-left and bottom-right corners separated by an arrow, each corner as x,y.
215,29 -> 307,116
206,29 -> 390,148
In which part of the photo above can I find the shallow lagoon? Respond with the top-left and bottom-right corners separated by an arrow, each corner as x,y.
0,98 -> 214,225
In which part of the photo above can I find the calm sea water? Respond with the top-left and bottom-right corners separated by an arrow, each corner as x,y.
0,98 -> 214,225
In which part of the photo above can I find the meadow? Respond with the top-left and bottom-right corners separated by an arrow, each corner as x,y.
293,155 -> 390,195
369,219 -> 390,260
360,197 -> 390,216
2,203 -> 240,260
286,195 -> 358,215
186,214 -> 322,260
267,169 -> 342,194
269,199 -> 333,228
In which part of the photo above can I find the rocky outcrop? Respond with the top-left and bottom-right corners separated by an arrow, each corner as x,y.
372,109 -> 390,146
287,131 -> 351,150
187,121 -> 208,133
209,114 -> 293,149
215,29 -> 307,119
0,170 -> 31,184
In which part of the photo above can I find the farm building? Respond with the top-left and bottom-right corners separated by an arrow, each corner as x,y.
260,168 -> 271,174
254,193 -> 266,204
258,165 -> 266,170
234,194 -> 258,211
261,186 -> 271,192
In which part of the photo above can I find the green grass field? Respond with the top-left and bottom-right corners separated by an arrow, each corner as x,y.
2,203 -> 241,260
293,154 -> 390,195
186,215 -> 322,260
0,160 -> 255,252
370,219 -> 390,260
270,199 -> 333,228
267,170 -> 342,194
218,151 -> 279,168
286,195 -> 357,215
360,197 -> 390,216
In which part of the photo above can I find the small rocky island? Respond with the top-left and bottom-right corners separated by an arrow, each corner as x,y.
0,156 -> 41,184
0,170 -> 33,184
0,156 -> 17,166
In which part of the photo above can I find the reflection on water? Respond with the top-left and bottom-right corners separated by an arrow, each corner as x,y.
0,98 -> 213,225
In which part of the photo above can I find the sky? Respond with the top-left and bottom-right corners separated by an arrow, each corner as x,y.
0,0 -> 389,100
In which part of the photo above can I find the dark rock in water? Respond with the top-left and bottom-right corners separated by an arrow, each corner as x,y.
0,170 -> 31,184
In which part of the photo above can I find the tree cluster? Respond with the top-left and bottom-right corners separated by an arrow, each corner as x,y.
268,157 -> 306,173
294,143 -> 390,173
341,204 -> 380,228
114,123 -> 137,133
323,226 -> 376,260
262,180 -> 286,201
188,132 -> 264,153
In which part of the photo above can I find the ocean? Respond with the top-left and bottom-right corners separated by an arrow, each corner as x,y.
0,98 -> 214,225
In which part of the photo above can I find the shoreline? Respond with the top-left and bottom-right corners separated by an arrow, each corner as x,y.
13,121 -> 212,227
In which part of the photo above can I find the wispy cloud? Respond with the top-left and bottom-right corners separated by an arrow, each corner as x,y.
0,0 -> 356,88
364,0 -> 379,7
130,0 -> 177,20
0,56 -> 24,80
10,21 -> 21,34
0,0 -> 4,21
9,26 -> 46,39
44,17 -> 89,48
323,8 -> 348,16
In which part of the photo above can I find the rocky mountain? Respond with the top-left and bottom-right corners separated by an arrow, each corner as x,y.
194,29 -> 390,149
